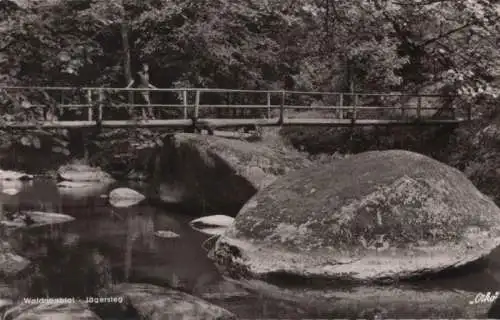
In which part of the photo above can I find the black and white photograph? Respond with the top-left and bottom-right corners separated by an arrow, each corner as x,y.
0,0 -> 500,319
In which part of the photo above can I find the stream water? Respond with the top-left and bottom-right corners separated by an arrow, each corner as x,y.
0,179 -> 313,319
1,178 -> 500,319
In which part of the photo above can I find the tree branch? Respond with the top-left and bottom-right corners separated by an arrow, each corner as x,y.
393,0 -> 456,6
417,23 -> 473,48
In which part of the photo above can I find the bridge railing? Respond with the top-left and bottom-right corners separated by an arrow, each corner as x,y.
0,87 -> 471,128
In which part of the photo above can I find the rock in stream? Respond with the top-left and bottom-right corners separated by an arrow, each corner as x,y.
57,164 -> 114,183
158,133 -> 310,216
211,150 -> 500,283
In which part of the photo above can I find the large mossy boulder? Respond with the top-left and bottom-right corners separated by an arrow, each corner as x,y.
211,150 -> 500,283
157,133 -> 310,216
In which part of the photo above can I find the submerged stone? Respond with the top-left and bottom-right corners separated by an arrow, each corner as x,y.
0,170 -> 33,181
229,278 -> 491,318
3,301 -> 100,320
0,211 -> 75,229
108,188 -> 145,208
57,164 -> 114,182
212,150 -> 500,283
0,180 -> 29,196
194,278 -> 249,300
101,283 -> 236,319
154,230 -> 180,238
0,241 -> 29,277
190,215 -> 234,236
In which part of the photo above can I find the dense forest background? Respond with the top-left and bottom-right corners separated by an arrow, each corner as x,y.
2,0 -> 499,96
1,0 -> 500,176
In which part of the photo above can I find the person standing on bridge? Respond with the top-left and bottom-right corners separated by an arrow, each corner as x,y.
126,63 -> 158,119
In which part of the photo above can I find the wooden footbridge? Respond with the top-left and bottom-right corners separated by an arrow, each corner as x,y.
0,87 -> 472,129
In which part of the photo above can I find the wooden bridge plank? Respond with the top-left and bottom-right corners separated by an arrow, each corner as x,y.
0,121 -> 97,129
282,118 -> 465,126
0,118 -> 466,129
100,120 -> 192,128
200,118 -> 280,127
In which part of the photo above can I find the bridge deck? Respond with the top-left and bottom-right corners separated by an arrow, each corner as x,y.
0,118 -> 467,129
0,87 -> 472,129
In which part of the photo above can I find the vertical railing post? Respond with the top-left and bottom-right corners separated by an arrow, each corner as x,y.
194,90 -> 200,119
266,92 -> 271,119
182,90 -> 188,119
417,96 -> 422,120
449,96 -> 456,119
352,93 -> 358,122
57,89 -> 64,120
98,88 -> 104,122
400,95 -> 405,118
86,89 -> 93,122
128,87 -> 134,118
278,90 -> 285,125
338,93 -> 344,119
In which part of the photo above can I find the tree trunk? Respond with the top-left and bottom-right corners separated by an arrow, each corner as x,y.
121,22 -> 132,86
346,62 -> 355,106
120,5 -> 134,116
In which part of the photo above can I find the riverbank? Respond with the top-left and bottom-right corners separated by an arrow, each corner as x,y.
0,119 -> 496,214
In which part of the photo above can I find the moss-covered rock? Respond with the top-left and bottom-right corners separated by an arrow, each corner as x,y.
211,150 -> 500,283
157,133 -> 311,216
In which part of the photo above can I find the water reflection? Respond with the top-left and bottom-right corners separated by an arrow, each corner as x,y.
0,180 -> 128,300
124,211 -> 156,281
24,241 -> 113,298
15,180 -> 62,213
0,181 -> 33,214
57,181 -> 110,200
0,180 -> 31,197
0,179 -> 219,297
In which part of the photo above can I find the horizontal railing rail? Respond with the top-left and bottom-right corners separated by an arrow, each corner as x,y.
0,87 -> 471,128
0,86 -> 456,97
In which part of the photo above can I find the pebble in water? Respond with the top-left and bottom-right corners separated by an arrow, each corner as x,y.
109,188 -> 145,208
154,230 -> 180,239
2,189 -> 20,196
189,215 -> 234,236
